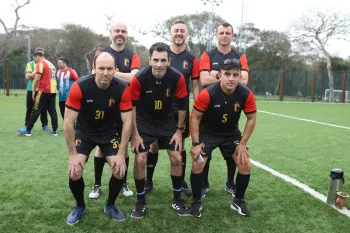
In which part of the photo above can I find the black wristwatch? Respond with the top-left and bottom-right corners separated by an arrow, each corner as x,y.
177,125 -> 185,131
192,142 -> 202,146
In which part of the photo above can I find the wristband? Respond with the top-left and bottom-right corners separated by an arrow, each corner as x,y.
192,142 -> 202,146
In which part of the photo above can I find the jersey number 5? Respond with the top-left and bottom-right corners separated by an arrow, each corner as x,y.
95,110 -> 105,119
154,100 -> 162,110
222,114 -> 228,123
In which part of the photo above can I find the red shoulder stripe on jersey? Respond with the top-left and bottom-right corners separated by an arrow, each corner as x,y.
244,91 -> 256,113
239,54 -> 249,71
174,74 -> 188,99
130,76 -> 141,104
191,57 -> 200,79
131,53 -> 141,70
193,89 -> 210,112
120,86 -> 132,112
69,68 -> 79,81
65,82 -> 83,111
199,52 -> 211,72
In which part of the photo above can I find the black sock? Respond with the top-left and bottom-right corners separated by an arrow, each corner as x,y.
235,173 -> 250,200
94,157 -> 105,186
226,158 -> 236,185
202,159 -> 210,187
69,178 -> 85,207
181,150 -> 187,184
146,151 -> 158,183
106,175 -> 123,206
171,175 -> 182,200
135,178 -> 145,201
123,157 -> 129,185
190,172 -> 203,201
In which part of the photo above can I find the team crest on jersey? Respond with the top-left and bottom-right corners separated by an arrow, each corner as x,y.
166,88 -> 170,97
234,102 -> 240,112
75,139 -> 81,146
108,97 -> 115,107
124,58 -> 129,66
183,60 -> 188,69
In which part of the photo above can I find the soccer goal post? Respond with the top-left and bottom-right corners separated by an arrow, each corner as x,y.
324,89 -> 350,102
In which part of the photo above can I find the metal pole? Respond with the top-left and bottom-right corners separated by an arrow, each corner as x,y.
27,34 -> 31,62
238,0 -> 244,52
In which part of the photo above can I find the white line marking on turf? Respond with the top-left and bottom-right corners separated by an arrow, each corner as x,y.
258,110 -> 350,130
251,159 -> 350,217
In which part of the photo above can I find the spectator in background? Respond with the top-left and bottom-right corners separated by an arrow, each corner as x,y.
56,57 -> 79,120
22,47 -> 49,131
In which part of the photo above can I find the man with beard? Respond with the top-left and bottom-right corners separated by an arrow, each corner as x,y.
198,22 -> 250,198
89,22 -> 140,199
130,42 -> 190,219
144,20 -> 200,197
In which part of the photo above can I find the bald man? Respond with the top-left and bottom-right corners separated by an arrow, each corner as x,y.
65,52 -> 133,224
89,22 -> 140,199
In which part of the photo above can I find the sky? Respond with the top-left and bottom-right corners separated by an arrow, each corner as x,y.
0,0 -> 349,58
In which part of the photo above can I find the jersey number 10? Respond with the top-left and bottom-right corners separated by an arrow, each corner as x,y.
154,100 -> 163,110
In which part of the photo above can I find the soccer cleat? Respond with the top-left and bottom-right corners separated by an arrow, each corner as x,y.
51,131 -> 58,136
189,200 -> 202,218
104,205 -> 125,221
131,200 -> 147,219
88,185 -> 101,199
122,182 -> 133,197
172,198 -> 190,216
42,125 -> 49,131
66,206 -> 87,225
181,181 -> 192,197
225,183 -> 237,196
17,127 -> 32,136
231,198 -> 251,216
144,180 -> 153,195
201,186 -> 210,198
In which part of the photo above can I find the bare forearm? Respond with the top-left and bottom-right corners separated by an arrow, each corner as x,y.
115,72 -> 133,84
119,113 -> 132,154
190,116 -> 200,143
192,79 -> 200,100
177,110 -> 186,128
200,72 -> 219,87
240,118 -> 256,145
64,121 -> 77,155
131,107 -> 139,136
240,71 -> 249,86
25,73 -> 35,80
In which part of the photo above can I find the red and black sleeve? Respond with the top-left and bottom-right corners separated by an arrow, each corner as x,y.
243,91 -> 256,114
191,57 -> 200,80
130,76 -> 141,106
119,86 -> 132,112
65,82 -> 83,112
239,54 -> 249,72
130,54 -> 141,71
199,52 -> 211,72
193,89 -> 210,112
174,74 -> 188,110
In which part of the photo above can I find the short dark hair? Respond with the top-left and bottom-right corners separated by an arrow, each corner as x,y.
172,19 -> 186,26
216,22 -> 234,34
34,47 -> 45,56
58,57 -> 68,65
219,58 -> 242,71
149,42 -> 171,58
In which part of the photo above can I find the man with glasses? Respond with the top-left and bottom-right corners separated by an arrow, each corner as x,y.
189,58 -> 256,217
198,22 -> 250,197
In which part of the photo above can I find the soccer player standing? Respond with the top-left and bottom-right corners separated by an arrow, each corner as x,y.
64,52 -> 133,224
145,20 -> 200,196
89,22 -> 140,199
130,42 -> 190,219
189,58 -> 256,217
199,22 -> 250,197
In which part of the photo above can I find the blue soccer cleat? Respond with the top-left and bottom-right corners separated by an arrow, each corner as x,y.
66,206 -> 87,225
104,205 -> 125,221
17,127 -> 32,136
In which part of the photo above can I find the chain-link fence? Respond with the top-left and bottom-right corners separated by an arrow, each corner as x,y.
250,70 -> 349,102
1,60 -> 349,103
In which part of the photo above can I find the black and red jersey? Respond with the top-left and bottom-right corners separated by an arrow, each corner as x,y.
130,66 -> 188,122
194,82 -> 256,136
200,48 -> 249,73
96,46 -> 140,73
65,74 -> 132,134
